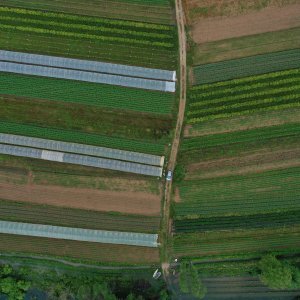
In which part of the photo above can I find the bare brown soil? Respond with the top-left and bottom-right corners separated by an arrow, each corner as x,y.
0,183 -> 161,216
0,233 -> 160,264
191,4 -> 300,44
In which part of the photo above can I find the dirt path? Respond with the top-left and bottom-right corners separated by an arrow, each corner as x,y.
0,183 -> 161,216
162,0 -> 187,279
191,4 -> 300,44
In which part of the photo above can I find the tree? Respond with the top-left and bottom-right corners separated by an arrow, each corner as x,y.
258,254 -> 293,289
179,262 -> 207,299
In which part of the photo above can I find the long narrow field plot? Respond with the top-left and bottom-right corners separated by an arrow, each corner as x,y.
0,73 -> 175,114
0,200 -> 160,233
188,69 -> 300,123
193,49 -> 300,85
2,0 -> 175,24
0,221 -> 158,247
0,233 -> 160,264
0,5 -> 177,68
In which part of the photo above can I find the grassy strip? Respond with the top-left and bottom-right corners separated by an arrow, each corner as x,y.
175,167 -> 300,217
0,199 -> 160,233
172,226 -> 300,258
0,73 -> 175,115
0,121 -> 166,155
0,233 -> 160,264
193,49 -> 300,85
0,95 -> 173,142
174,210 -> 300,233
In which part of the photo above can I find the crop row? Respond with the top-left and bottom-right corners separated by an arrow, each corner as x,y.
191,69 -> 299,93
0,73 -> 175,115
0,121 -> 166,155
0,233 -> 160,264
0,7 -> 176,48
0,29 -> 177,69
172,227 -> 300,257
174,210 -> 300,233
193,49 -> 300,85
188,69 -> 300,123
175,167 -> 300,217
0,6 -> 173,31
181,123 -> 300,151
0,200 -> 160,233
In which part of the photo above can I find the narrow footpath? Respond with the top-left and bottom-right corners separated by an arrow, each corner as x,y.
162,0 -> 187,278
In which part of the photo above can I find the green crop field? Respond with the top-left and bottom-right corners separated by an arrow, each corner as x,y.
0,200 -> 160,233
0,233 -> 160,264
174,210 -> 300,233
0,121 -> 166,155
193,49 -> 300,85
0,73 -> 175,115
0,6 -> 177,68
188,69 -> 300,123
172,226 -> 300,258
175,167 -> 300,218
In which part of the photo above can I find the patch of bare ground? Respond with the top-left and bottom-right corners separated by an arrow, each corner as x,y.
174,187 -> 181,203
191,4 -> 300,44
187,148 -> 300,179
0,183 -> 161,216
185,0 -> 298,21
185,108 -> 300,137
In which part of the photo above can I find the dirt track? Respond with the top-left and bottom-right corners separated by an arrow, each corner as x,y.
191,4 -> 300,43
0,183 -> 161,216
162,0 -> 187,276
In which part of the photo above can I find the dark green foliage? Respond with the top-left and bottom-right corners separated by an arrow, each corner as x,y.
179,262 -> 207,299
258,254 -> 293,289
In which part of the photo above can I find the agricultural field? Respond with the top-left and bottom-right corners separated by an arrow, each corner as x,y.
183,0 -> 300,65
0,0 -> 179,266
0,233 -> 160,265
0,5 -> 177,68
172,0 -> 300,280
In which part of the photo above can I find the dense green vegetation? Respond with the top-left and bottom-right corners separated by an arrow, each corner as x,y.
0,200 -> 160,233
0,121 -> 166,154
0,5 -> 177,68
188,69 -> 300,123
0,73 -> 175,115
193,49 -> 300,85
0,260 -> 169,299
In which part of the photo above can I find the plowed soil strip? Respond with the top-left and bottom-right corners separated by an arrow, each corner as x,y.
191,4 -> 300,44
0,183 -> 161,216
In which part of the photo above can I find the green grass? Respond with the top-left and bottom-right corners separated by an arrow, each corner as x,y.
192,27 -> 300,65
175,167 -> 300,217
173,226 -> 300,258
193,49 -> 300,85
188,69 -> 300,123
0,121 -> 166,155
0,73 -> 175,115
0,200 -> 160,233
